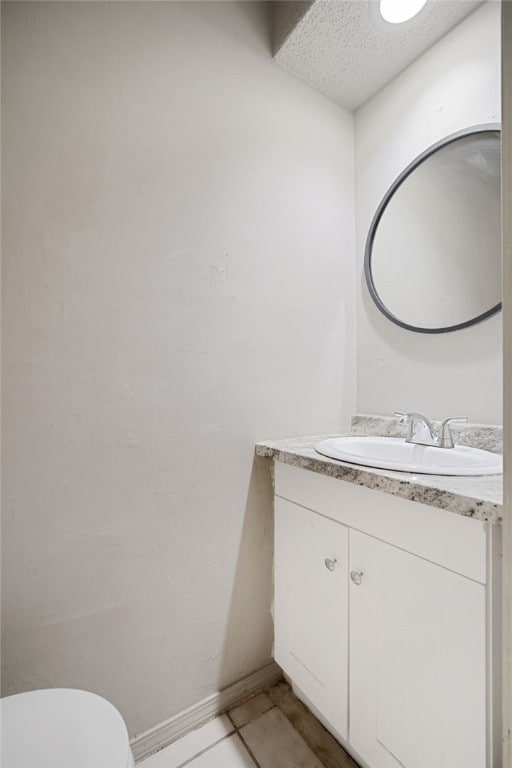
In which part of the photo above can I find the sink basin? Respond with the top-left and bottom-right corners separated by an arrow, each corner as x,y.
314,436 -> 502,476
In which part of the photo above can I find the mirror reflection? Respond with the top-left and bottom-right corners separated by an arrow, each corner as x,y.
365,127 -> 501,333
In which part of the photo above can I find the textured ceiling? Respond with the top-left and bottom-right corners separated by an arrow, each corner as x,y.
272,0 -> 484,111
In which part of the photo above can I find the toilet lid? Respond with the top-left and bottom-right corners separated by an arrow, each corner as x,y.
0,689 -> 132,768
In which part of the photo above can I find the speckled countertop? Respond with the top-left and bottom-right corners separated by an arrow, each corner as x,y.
256,416 -> 503,524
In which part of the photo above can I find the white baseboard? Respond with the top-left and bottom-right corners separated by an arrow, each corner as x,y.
130,661 -> 282,763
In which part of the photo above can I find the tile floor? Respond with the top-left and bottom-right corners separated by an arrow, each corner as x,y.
140,681 -> 359,768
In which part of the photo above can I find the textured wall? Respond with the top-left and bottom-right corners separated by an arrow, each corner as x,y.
1,1 -> 356,738
355,1 -> 502,424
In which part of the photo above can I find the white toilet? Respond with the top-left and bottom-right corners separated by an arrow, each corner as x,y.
0,688 -> 135,768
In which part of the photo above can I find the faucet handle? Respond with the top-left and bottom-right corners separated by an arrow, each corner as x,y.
438,417 -> 467,449
394,411 -> 409,424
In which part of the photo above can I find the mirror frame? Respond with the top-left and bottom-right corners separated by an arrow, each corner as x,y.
364,123 -> 502,334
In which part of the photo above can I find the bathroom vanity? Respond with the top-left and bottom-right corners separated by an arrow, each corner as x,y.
257,420 -> 502,768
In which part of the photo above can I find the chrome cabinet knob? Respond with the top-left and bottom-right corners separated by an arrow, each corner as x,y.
350,570 -> 364,585
324,558 -> 337,571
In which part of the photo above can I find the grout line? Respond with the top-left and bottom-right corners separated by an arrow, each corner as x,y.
226,712 -> 236,728
227,702 -> 276,730
161,685 -> 341,768
227,709 -> 272,768
265,683 -> 327,767
173,697 -> 278,768
175,733 -> 233,768
232,723 -> 267,768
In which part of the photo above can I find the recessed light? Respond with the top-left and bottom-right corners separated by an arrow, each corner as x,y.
379,0 -> 428,24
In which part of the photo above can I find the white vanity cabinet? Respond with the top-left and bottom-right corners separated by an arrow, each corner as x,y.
274,497 -> 349,741
349,529 -> 486,768
273,461 -> 500,768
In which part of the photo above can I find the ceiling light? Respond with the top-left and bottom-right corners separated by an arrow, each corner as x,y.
379,0 -> 428,24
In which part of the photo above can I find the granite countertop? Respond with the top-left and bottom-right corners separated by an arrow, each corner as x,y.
256,419 -> 503,524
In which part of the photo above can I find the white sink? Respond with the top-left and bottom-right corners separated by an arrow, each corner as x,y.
314,436 -> 502,476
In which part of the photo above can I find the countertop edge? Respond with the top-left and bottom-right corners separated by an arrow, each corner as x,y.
255,442 -> 502,524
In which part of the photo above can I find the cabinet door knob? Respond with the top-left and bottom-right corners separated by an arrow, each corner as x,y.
324,558 -> 337,571
350,570 -> 364,585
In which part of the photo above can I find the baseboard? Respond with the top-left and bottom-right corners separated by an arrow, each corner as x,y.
130,661 -> 282,763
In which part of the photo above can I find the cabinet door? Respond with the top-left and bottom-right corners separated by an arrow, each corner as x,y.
349,529 -> 486,768
274,497 -> 349,740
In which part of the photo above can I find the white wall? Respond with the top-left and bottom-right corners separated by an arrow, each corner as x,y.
1,1 -> 356,737
355,1 -> 502,424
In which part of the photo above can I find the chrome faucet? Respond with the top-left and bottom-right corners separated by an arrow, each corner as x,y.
395,412 -> 437,446
394,412 -> 467,448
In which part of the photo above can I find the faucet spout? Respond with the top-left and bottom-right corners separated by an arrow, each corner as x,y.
394,411 -> 437,446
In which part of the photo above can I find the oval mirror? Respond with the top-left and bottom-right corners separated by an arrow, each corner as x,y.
364,125 -> 501,334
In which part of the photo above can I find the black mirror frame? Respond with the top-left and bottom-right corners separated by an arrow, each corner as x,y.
364,123 -> 502,334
